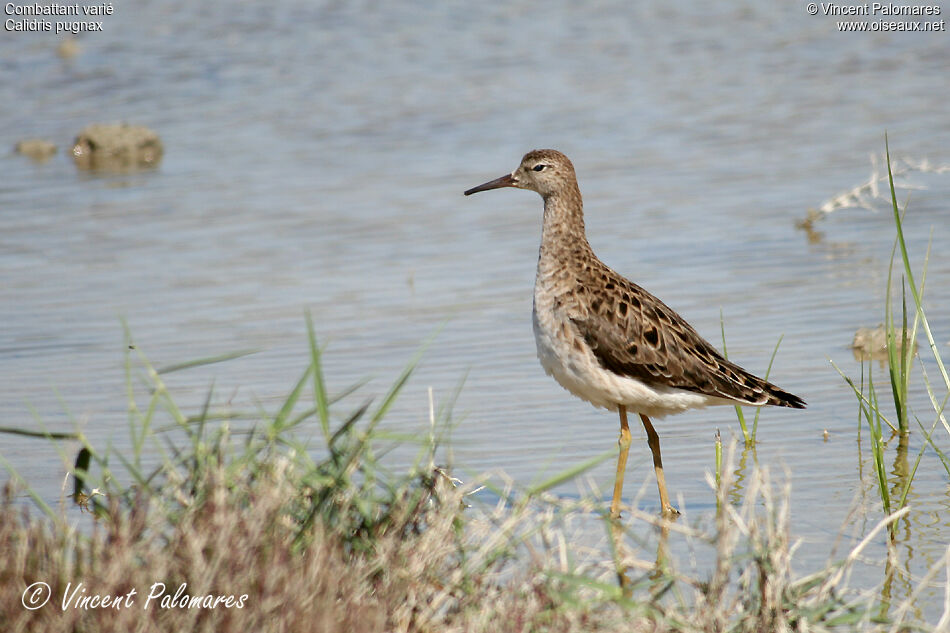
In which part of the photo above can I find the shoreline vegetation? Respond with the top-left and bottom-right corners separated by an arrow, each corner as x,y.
2,143 -> 948,632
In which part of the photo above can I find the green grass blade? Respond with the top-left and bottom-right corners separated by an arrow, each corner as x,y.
370,326 -> 443,425
155,349 -> 259,375
526,448 -> 615,496
751,334 -> 784,439
883,242 -> 905,432
0,426 -> 80,440
830,360 -> 898,433
720,313 -> 749,444
273,363 -> 313,433
897,416 -> 932,508
305,312 -> 332,444
0,454 -> 58,520
885,136 -> 950,392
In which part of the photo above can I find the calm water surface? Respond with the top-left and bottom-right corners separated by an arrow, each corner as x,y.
2,0 -> 949,619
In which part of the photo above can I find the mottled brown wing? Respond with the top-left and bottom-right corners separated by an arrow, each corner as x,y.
569,265 -> 805,408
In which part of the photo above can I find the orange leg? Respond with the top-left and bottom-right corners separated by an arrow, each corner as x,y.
609,406 -> 632,520
639,414 -> 679,516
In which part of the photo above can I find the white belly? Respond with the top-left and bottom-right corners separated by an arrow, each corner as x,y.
531,301 -> 730,419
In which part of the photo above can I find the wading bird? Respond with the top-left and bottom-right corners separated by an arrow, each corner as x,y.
464,150 -> 805,517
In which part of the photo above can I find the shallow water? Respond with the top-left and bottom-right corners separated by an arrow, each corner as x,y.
2,0 -> 949,621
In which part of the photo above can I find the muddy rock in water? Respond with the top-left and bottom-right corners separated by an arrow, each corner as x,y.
15,139 -> 57,162
71,123 -> 163,172
851,325 -> 918,362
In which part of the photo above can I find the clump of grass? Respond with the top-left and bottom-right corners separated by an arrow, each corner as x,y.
833,138 -> 950,525
0,316 -> 475,632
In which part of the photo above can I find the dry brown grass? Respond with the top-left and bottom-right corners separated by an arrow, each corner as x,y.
2,441 -> 942,633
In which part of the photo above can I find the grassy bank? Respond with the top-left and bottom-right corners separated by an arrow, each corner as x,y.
1,321 -> 942,633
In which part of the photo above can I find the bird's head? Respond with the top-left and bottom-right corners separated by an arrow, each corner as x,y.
464,149 -> 576,200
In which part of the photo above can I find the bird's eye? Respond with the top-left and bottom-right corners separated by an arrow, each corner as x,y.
532,164 -> 546,172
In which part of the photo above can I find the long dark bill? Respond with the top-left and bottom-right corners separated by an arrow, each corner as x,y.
464,173 -> 515,196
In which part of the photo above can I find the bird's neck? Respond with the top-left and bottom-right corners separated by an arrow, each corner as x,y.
539,185 -> 592,267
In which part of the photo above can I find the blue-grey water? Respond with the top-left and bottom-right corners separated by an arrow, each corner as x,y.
2,0 -> 949,621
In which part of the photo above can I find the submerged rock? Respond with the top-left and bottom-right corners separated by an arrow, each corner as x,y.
71,123 -> 163,172
851,325 -> 918,362
15,139 -> 57,162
